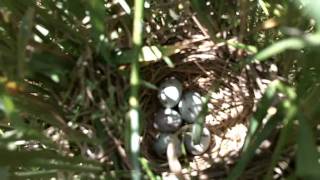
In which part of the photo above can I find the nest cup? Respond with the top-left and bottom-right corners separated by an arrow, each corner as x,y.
140,40 -> 256,173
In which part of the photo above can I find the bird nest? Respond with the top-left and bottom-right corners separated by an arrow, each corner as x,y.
139,36 -> 271,177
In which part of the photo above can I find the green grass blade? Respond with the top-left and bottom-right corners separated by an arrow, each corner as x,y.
191,96 -> 208,144
129,0 -> 145,179
296,114 -> 320,179
87,0 -> 106,36
298,0 -> 320,25
0,148 -> 102,172
253,33 -> 320,62
140,158 -> 157,180
227,103 -> 283,180
0,94 -> 22,127
243,81 -> 279,151
263,86 -> 297,180
13,170 -> 57,179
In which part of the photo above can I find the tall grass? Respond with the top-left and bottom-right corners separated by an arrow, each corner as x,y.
129,0 -> 145,179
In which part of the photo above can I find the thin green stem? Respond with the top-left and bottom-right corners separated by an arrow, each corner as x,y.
130,0 -> 145,179
263,86 -> 297,180
14,170 -> 58,178
263,104 -> 296,180
192,66 -> 229,144
140,158 -> 157,180
253,32 -> 320,61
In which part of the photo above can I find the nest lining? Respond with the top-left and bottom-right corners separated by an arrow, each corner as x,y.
140,37 -> 261,174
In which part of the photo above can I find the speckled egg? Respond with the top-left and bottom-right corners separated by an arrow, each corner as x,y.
183,127 -> 211,155
153,133 -> 182,158
178,91 -> 203,123
158,77 -> 182,108
154,108 -> 182,133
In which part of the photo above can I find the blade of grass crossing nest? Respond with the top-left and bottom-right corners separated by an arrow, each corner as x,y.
141,80 -> 158,90
191,96 -> 208,145
191,65 -> 229,144
191,55 -> 233,144
227,40 -> 257,54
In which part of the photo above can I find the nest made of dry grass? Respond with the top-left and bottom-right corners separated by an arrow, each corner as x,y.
139,36 -> 263,176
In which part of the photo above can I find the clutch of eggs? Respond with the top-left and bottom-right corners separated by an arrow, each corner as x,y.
153,133 -> 182,158
178,91 -> 203,123
154,108 -> 182,133
157,77 -> 182,108
183,127 -> 211,155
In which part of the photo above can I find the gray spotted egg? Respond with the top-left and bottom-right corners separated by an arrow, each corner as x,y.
158,77 -> 182,108
183,127 -> 211,155
178,91 -> 203,123
153,133 -> 182,158
154,108 -> 182,133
